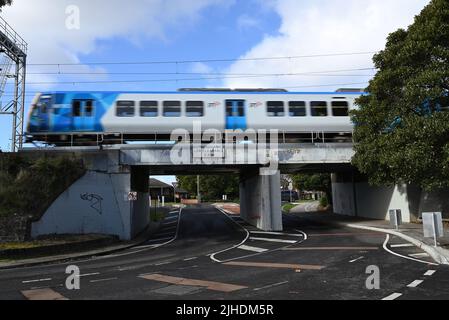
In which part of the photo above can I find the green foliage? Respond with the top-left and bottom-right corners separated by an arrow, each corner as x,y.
282,203 -> 296,213
291,174 -> 331,194
319,196 -> 329,208
0,155 -> 85,219
177,175 -> 239,201
352,0 -> 449,191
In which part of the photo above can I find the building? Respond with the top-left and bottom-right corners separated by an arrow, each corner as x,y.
149,178 -> 175,203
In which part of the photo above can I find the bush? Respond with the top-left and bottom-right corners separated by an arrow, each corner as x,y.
319,196 -> 329,208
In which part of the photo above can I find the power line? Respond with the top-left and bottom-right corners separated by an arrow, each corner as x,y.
27,51 -> 378,66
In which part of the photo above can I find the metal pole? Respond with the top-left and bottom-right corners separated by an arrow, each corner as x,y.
197,175 -> 201,203
11,61 -> 19,152
19,56 -> 26,150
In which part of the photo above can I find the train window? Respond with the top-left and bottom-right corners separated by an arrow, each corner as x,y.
72,100 -> 81,117
116,101 -> 136,117
332,101 -> 349,117
289,101 -> 306,117
186,101 -> 204,117
163,101 -> 181,117
267,101 -> 285,117
85,100 -> 94,117
311,101 -> 328,117
140,101 -> 158,117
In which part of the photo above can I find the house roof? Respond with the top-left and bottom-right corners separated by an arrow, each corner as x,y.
149,178 -> 173,189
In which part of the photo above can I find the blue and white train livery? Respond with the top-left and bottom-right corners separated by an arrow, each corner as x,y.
26,88 -> 363,145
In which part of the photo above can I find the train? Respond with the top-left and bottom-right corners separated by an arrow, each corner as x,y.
25,88 -> 364,145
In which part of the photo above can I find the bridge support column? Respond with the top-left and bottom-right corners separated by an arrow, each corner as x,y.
31,151 -> 151,241
239,169 -> 283,231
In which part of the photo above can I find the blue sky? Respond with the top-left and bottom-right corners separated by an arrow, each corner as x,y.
0,0 -> 431,184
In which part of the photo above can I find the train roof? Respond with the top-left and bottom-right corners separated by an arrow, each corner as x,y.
42,90 -> 366,95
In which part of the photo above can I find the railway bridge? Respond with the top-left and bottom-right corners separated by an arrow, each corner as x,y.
19,142 -> 431,240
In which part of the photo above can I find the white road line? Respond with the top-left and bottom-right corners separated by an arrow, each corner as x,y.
349,256 -> 364,263
162,220 -> 178,225
164,215 -> 178,221
77,272 -> 100,278
145,237 -> 174,243
382,235 -> 438,266
424,270 -> 436,276
409,253 -> 429,258
89,277 -> 118,283
22,278 -> 52,284
238,245 -> 269,253
407,280 -> 424,288
250,231 -> 303,237
209,208 -> 250,263
382,293 -> 403,301
183,257 -> 198,261
154,261 -> 171,266
390,243 -> 415,248
249,237 -> 297,244
133,244 -> 157,249
254,281 -> 289,291
169,211 -> 179,214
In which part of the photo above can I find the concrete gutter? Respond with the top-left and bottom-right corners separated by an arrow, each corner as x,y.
0,221 -> 161,270
345,223 -> 449,265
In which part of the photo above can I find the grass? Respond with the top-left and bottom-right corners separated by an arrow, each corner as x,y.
150,207 -> 166,222
282,203 -> 297,213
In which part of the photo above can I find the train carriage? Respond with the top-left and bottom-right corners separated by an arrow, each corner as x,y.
26,88 -> 364,146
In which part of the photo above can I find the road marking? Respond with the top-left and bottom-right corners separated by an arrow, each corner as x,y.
164,215 -> 178,221
390,243 -> 415,248
209,208 -> 250,263
349,256 -> 364,263
154,261 -> 171,266
250,231 -> 303,237
249,237 -> 297,244
308,232 -> 382,237
133,244 -> 158,249
145,237 -> 174,243
183,257 -> 198,261
22,278 -> 52,284
407,280 -> 424,288
254,281 -> 289,291
140,274 -> 247,293
409,253 -> 429,258
382,235 -> 438,266
223,261 -> 324,270
238,245 -> 269,253
424,270 -> 436,276
162,220 -> 178,225
21,288 -> 68,300
90,277 -> 118,283
283,246 -> 378,251
169,211 -> 179,214
77,272 -> 100,278
382,293 -> 402,301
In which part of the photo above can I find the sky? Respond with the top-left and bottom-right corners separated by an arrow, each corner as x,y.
0,0 -> 431,184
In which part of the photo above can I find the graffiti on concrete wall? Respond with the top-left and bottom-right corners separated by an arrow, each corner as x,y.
80,193 -> 103,215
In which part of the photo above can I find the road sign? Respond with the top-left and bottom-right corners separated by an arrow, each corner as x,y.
423,212 -> 444,247
128,192 -> 138,201
288,183 -> 293,191
389,209 -> 402,230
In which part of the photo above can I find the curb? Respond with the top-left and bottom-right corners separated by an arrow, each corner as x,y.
0,221 -> 161,270
345,223 -> 449,265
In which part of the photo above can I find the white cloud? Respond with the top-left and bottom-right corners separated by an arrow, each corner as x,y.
223,0 -> 431,91
1,0 -> 229,89
237,14 -> 260,30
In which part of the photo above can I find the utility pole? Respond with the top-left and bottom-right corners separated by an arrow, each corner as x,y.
197,175 -> 201,203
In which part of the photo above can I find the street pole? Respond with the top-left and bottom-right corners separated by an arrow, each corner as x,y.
197,175 -> 201,203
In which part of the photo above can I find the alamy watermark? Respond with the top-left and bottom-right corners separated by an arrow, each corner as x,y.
170,121 -> 280,176
65,5 -> 81,30
365,265 -> 380,290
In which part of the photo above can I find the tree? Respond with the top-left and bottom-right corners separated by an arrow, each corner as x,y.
352,0 -> 449,191
177,175 -> 240,201
0,0 -> 12,9
291,173 -> 331,199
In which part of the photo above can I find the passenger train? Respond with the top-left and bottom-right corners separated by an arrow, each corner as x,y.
26,88 -> 364,145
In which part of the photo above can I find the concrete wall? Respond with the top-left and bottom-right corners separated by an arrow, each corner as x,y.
32,170 -> 150,240
240,169 -> 283,231
332,173 -> 449,222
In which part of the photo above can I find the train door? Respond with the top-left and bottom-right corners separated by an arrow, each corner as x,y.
72,99 -> 95,131
37,95 -> 51,131
225,100 -> 247,130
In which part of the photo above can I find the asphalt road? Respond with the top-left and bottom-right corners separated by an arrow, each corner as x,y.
0,205 -> 448,300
